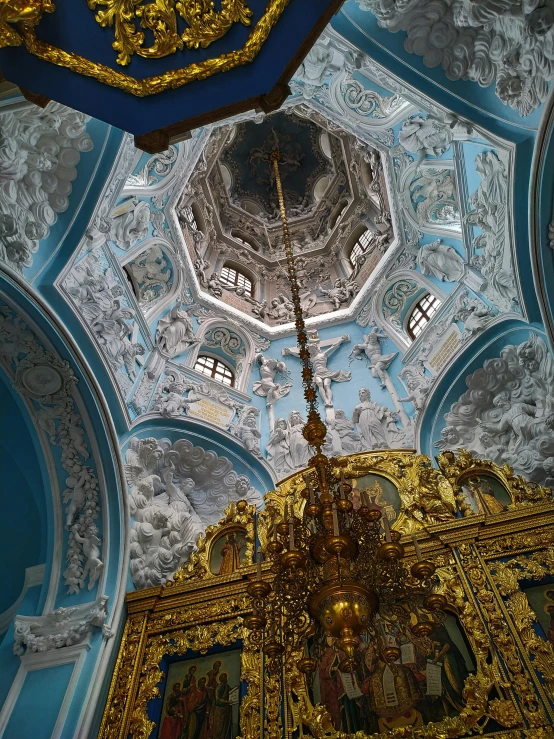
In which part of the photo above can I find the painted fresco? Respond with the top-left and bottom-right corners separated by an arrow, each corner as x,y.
458,475 -> 511,516
310,614 -> 475,734
209,528 -> 248,576
352,475 -> 401,523
159,650 -> 241,739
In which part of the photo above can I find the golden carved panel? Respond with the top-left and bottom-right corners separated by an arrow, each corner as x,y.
99,450 -> 554,738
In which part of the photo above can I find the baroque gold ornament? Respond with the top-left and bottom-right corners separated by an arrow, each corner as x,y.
0,0 -> 54,47
87,0 -> 253,66
1,0 -> 290,96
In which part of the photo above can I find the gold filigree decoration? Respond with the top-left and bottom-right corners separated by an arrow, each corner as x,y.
97,613 -> 148,739
490,549 -> 554,704
87,0 -> 252,66
147,594 -> 251,633
4,0 -> 290,96
480,528 -> 554,560
267,451 -> 457,536
172,500 -> 256,583
460,544 -> 548,727
0,0 -> 54,47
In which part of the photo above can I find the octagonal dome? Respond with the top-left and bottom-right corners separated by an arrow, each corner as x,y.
176,105 -> 395,329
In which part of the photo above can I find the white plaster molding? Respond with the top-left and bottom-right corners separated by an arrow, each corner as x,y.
13,595 -> 108,655
0,270 -> 129,739
0,101 -> 94,275
353,0 -> 554,116
0,641 -> 89,739
125,436 -> 264,588
0,564 -> 45,634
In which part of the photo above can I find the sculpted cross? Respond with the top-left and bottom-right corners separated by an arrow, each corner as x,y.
283,334 -> 351,420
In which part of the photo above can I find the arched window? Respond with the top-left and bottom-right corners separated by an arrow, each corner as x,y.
407,293 -> 441,340
194,355 -> 235,386
350,229 -> 372,266
219,265 -> 253,297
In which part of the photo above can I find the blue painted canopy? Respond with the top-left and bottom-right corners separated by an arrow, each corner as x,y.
0,0 -> 343,143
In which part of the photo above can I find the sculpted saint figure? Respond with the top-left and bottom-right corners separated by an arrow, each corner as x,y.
286,411 -> 311,470
156,301 -> 197,357
350,325 -> 397,387
253,353 -> 292,407
417,239 -> 465,283
267,418 -> 290,474
284,336 -> 351,408
351,388 -> 388,450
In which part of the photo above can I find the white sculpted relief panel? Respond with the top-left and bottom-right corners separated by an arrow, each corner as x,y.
64,251 -> 145,393
0,102 -> 93,273
435,333 -> 554,486
125,437 -> 263,588
356,0 -> 554,116
0,304 -> 103,594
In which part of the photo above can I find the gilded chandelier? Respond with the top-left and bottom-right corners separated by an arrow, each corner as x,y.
244,152 -> 447,677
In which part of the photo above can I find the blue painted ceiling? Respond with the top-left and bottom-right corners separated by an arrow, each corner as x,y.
0,374 -> 45,615
221,111 -> 330,215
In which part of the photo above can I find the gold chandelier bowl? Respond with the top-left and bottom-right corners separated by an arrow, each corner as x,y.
308,580 -> 378,640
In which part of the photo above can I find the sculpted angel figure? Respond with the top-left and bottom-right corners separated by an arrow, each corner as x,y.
398,363 -> 433,413
284,336 -> 351,408
64,470 -> 89,529
320,278 -> 358,311
194,256 -> 210,287
253,353 -> 292,407
350,325 -> 397,387
207,273 -> 223,298
352,388 -> 388,450
156,301 -> 198,357
73,525 -> 104,591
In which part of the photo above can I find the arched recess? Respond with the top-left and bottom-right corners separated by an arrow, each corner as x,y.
218,259 -> 259,301
0,272 -> 128,739
186,318 -> 257,394
121,417 -> 275,590
0,370 -> 48,629
418,319 -> 550,478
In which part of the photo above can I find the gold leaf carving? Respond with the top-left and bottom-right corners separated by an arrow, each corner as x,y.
0,0 -> 54,47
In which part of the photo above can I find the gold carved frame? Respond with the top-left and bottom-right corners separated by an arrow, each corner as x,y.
100,451 -> 554,739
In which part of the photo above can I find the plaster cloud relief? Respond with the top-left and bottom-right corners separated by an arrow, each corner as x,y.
356,0 -> 554,116
125,437 -> 263,588
436,333 -> 554,486
0,102 -> 93,274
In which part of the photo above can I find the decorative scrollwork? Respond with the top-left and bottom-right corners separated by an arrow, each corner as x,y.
88,0 -> 252,66
12,0 -> 289,96
0,0 -> 54,48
